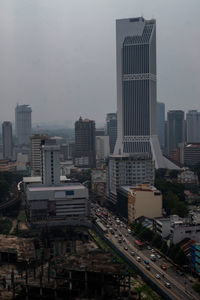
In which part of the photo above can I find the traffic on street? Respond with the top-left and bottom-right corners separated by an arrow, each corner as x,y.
91,202 -> 199,300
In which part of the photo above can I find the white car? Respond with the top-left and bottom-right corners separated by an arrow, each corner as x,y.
136,256 -> 141,262
165,282 -> 171,288
155,274 -> 160,279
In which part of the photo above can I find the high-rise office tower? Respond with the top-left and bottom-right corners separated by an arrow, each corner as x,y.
106,113 -> 117,154
186,110 -> 200,143
74,117 -> 96,168
15,104 -> 32,146
167,110 -> 185,156
114,17 -> 172,169
30,134 -> 50,176
157,102 -> 165,150
2,121 -> 13,159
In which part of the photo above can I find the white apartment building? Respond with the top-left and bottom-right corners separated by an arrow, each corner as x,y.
108,154 -> 155,205
96,135 -> 110,161
30,134 -> 50,176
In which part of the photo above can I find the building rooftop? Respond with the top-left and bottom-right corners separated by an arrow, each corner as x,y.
120,183 -> 158,193
23,175 -> 69,183
28,183 -> 86,192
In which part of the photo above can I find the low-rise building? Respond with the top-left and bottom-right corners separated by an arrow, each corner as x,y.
184,143 -> 200,167
154,214 -> 200,244
26,183 -> 89,226
177,169 -> 198,185
24,143 -> 90,227
117,183 -> 162,224
153,217 -> 171,239
171,222 -> 200,244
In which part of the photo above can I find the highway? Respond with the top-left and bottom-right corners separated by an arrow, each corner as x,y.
91,203 -> 199,300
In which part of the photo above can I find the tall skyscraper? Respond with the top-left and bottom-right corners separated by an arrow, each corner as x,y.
15,104 -> 32,146
114,17 -> 168,169
167,110 -> 185,156
30,134 -> 50,176
106,113 -> 117,154
2,121 -> 13,160
186,110 -> 200,143
74,117 -> 96,168
157,102 -> 165,150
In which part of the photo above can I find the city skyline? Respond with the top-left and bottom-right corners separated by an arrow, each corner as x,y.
0,0 -> 200,123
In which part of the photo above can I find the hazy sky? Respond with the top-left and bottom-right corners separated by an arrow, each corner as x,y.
0,0 -> 200,125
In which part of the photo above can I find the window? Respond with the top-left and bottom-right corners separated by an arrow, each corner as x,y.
66,190 -> 74,196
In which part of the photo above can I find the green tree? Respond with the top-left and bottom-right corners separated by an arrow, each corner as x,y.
133,222 -> 143,234
174,249 -> 188,266
0,218 -> 12,234
172,201 -> 188,218
193,282 -> 200,294
160,241 -> 168,254
152,234 -> 162,249
0,180 -> 9,202
167,244 -> 180,259
138,228 -> 153,242
164,192 -> 179,215
169,170 -> 179,179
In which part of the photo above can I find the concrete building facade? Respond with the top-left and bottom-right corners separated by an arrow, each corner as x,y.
2,121 -> 13,160
167,110 -> 185,157
157,102 -> 165,150
41,144 -> 60,185
184,143 -> 200,167
186,110 -> 200,143
26,183 -> 89,226
96,135 -> 110,161
118,183 -> 162,223
106,113 -> 117,154
15,104 -> 32,146
74,117 -> 96,168
108,154 -> 155,205
114,17 -> 169,169
30,134 -> 50,176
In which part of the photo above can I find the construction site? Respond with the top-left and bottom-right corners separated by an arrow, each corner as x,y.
0,227 -> 147,300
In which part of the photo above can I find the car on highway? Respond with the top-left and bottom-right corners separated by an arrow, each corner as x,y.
130,251 -> 135,256
136,256 -> 141,262
150,254 -> 156,261
147,245 -> 151,250
144,259 -> 149,265
146,265 -> 150,270
176,269 -> 184,276
161,264 -> 167,271
124,246 -> 128,251
155,274 -> 160,279
164,282 -> 171,288
151,249 -> 155,253
156,254 -> 161,259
